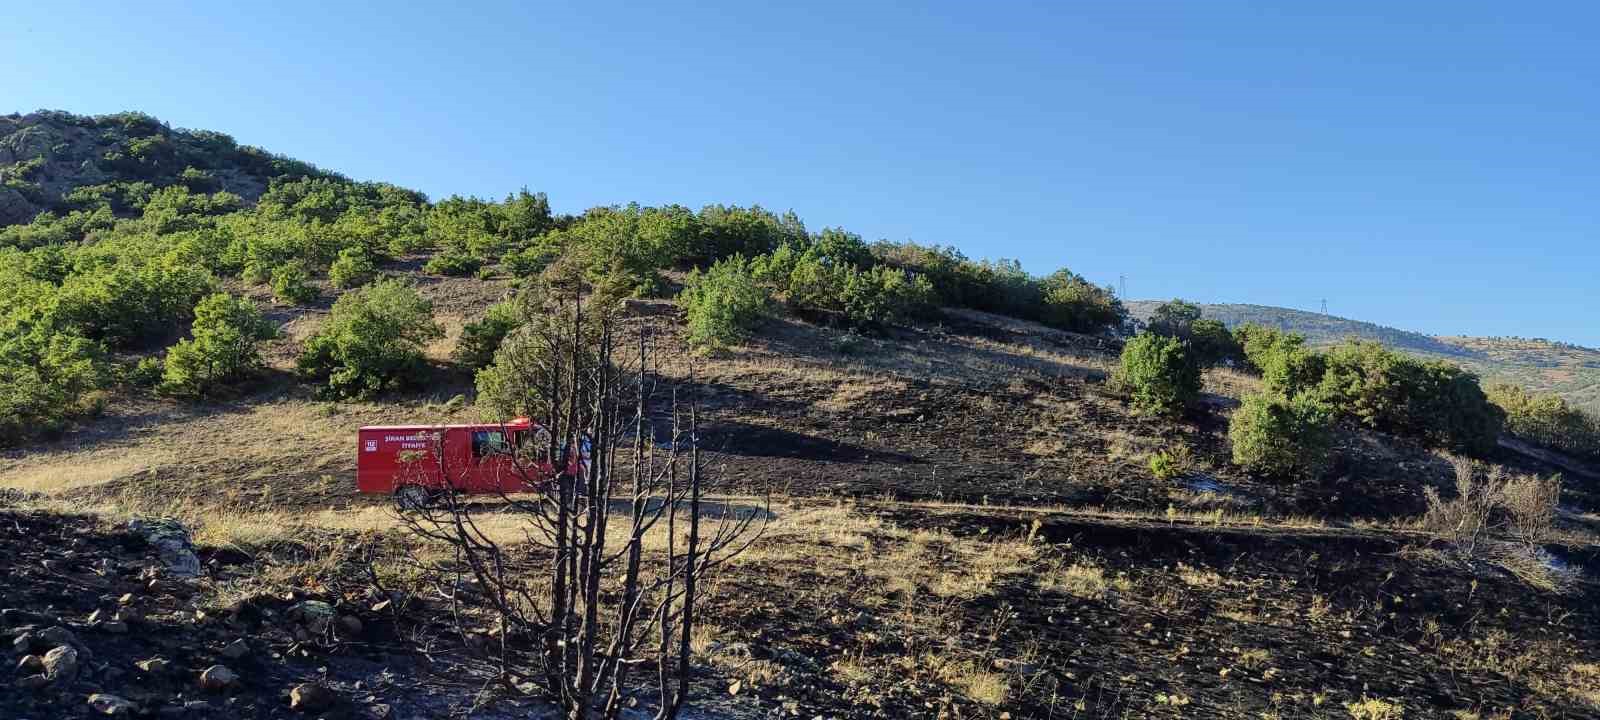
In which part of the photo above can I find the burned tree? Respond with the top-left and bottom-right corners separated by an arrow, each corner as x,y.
394,281 -> 765,719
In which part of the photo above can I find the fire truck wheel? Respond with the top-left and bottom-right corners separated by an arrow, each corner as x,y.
394,484 -> 433,511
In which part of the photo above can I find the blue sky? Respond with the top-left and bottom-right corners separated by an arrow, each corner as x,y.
4,2 -> 1596,345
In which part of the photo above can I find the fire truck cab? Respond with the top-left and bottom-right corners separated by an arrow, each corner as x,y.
357,417 -> 562,499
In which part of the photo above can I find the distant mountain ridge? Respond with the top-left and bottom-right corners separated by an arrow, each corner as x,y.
1126,300 -> 1600,415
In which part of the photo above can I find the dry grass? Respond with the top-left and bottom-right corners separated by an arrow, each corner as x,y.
1345,697 -> 1404,719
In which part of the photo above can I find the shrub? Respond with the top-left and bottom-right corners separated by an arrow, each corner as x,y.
159,293 -> 277,396
453,300 -> 522,369
1148,448 -> 1193,481
270,260 -> 316,304
296,279 -> 442,399
681,255 -> 770,351
1147,299 -> 1202,338
1486,383 -> 1600,460
839,264 -> 935,329
1188,318 -> 1242,368
1038,270 -> 1125,333
328,246 -> 377,289
424,250 -> 482,277
1318,341 -> 1502,454
1228,391 -> 1334,479
1117,333 -> 1201,416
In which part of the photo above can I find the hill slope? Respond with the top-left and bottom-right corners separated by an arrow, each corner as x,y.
0,110 -> 333,225
1127,300 -> 1600,415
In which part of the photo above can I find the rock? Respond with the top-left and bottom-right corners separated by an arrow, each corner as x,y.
365,703 -> 393,719
102,620 -> 129,633
135,657 -> 170,673
289,682 -> 335,712
118,593 -> 137,606
182,700 -> 215,712
198,664 -> 238,691
289,601 -> 336,633
127,519 -> 201,578
15,673 -> 49,689
11,632 -> 33,653
220,639 -> 250,660
114,608 -> 141,625
39,625 -> 81,649
16,654 -> 44,674
43,645 -> 79,681
89,609 -> 109,624
338,615 -> 363,635
88,693 -> 137,716
2,608 -> 55,627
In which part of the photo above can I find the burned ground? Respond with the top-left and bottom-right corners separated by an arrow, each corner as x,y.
4,298 -> 1600,718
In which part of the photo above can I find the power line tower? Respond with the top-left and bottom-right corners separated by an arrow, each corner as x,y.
1320,298 -> 1328,315
1119,274 -> 1127,299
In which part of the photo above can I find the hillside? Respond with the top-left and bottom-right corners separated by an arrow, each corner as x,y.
3,111 -> 1599,719
1128,301 -> 1600,415
0,110 -> 331,226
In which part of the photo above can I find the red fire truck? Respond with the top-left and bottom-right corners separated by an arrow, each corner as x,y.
357,418 -> 575,504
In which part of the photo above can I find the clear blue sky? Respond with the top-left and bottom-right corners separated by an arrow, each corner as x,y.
4,2 -> 1596,345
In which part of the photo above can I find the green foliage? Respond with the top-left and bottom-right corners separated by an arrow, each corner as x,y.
695,205 -> 806,262
1117,333 -> 1201,416
1486,383 -> 1600,460
270,260 -> 317,304
1039,269 -> 1125,334
296,279 -> 442,399
1188,319 -> 1242,368
423,250 -> 482,277
0,327 -> 108,446
1148,299 -> 1203,338
158,293 -> 276,396
1318,340 -> 1503,454
328,246 -> 377,289
454,300 -> 522,369
1234,324 -> 1323,395
1148,450 -> 1184,481
682,255 -> 771,351
1229,391 -> 1335,479
840,264 -> 935,328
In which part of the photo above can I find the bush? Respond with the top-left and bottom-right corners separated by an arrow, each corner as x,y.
839,264 -> 935,329
1228,391 -> 1334,479
681,255 -> 770,351
1148,447 -> 1193,481
271,260 -> 316,304
1188,319 -> 1242,368
1318,341 -> 1502,454
1147,299 -> 1202,338
424,250 -> 482,277
159,293 -> 276,396
1117,333 -> 1201,416
1486,383 -> 1600,460
328,246 -> 377,289
454,300 -> 522,369
1038,270 -> 1125,333
296,279 -> 442,399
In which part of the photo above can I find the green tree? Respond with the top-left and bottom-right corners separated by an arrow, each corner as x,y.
1039,269 -> 1125,333
682,255 -> 771,350
1147,299 -> 1202,338
454,299 -> 523,369
328,246 -> 377,288
1117,333 -> 1201,416
1229,391 -> 1335,479
159,293 -> 276,396
296,279 -> 442,399
271,260 -> 317,304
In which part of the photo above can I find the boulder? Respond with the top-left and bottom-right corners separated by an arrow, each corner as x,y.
43,644 -> 79,682
127,519 -> 201,578
88,693 -> 138,716
289,682 -> 335,712
220,639 -> 250,660
135,657 -> 170,674
15,654 -> 43,675
15,673 -> 49,690
198,664 -> 239,691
